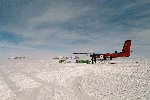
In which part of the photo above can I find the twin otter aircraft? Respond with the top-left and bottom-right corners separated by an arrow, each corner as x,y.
73,40 -> 131,64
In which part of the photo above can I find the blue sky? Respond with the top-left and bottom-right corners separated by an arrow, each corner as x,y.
0,0 -> 150,59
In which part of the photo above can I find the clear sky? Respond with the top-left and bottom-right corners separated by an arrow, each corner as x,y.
0,0 -> 150,59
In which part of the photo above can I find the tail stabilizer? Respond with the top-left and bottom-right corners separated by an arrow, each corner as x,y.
121,40 -> 131,57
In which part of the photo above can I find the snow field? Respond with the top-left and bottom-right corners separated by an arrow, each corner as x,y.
0,59 -> 149,100
0,76 -> 16,100
33,62 -> 149,100
1,61 -> 41,91
36,86 -> 68,100
34,65 -> 94,90
9,73 -> 41,91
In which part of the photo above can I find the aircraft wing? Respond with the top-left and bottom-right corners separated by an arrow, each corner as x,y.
73,53 -> 90,54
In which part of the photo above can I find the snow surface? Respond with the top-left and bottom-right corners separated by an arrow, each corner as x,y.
0,58 -> 149,100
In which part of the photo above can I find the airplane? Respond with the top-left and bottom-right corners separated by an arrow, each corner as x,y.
73,40 -> 131,64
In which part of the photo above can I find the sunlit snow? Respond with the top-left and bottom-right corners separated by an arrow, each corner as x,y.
0,58 -> 149,100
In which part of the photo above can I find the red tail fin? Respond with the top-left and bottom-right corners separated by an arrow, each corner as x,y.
122,40 -> 131,57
